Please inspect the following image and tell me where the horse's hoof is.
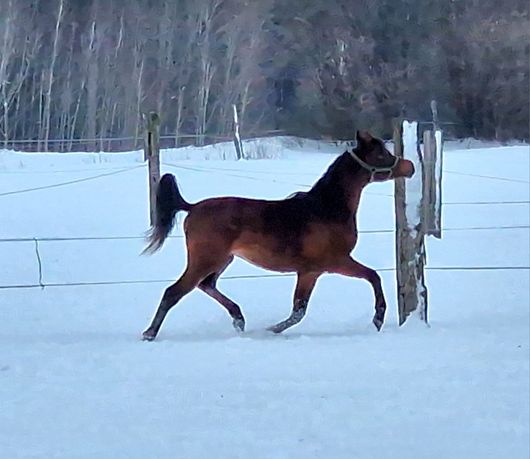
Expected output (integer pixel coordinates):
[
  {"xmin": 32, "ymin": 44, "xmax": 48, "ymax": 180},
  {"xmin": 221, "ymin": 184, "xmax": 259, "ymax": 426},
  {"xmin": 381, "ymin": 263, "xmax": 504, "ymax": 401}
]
[
  {"xmin": 142, "ymin": 329, "xmax": 157, "ymax": 341},
  {"xmin": 233, "ymin": 318, "xmax": 245, "ymax": 333},
  {"xmin": 266, "ymin": 324, "xmax": 283, "ymax": 334},
  {"xmin": 372, "ymin": 317, "xmax": 384, "ymax": 331}
]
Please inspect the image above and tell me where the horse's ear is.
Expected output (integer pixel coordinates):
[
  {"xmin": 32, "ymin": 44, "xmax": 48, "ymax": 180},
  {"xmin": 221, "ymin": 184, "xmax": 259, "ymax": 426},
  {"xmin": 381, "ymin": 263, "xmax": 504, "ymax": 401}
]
[{"xmin": 356, "ymin": 130, "xmax": 373, "ymax": 145}]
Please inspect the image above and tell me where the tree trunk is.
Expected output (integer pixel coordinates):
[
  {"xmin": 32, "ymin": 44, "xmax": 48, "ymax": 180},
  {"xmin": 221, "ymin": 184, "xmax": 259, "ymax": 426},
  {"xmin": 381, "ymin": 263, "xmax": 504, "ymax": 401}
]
[
  {"xmin": 42, "ymin": 0, "xmax": 64, "ymax": 152},
  {"xmin": 85, "ymin": 18, "xmax": 100, "ymax": 151}
]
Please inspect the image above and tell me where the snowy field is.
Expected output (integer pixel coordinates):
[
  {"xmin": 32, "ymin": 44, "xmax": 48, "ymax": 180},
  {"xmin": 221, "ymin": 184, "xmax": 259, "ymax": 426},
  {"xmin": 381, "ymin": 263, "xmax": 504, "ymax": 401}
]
[{"xmin": 1, "ymin": 139, "xmax": 529, "ymax": 459}]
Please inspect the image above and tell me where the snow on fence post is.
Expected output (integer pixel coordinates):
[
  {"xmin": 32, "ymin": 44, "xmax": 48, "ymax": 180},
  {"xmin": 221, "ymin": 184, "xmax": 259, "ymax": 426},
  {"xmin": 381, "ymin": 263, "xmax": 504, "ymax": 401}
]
[
  {"xmin": 143, "ymin": 111, "xmax": 160, "ymax": 226},
  {"xmin": 232, "ymin": 104, "xmax": 245, "ymax": 160},
  {"xmin": 394, "ymin": 121, "xmax": 429, "ymax": 326}
]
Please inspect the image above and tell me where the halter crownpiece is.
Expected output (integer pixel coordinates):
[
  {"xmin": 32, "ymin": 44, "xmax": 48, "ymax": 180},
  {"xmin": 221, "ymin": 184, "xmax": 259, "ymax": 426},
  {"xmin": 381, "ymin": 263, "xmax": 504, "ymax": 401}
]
[{"xmin": 349, "ymin": 150, "xmax": 399, "ymax": 182}]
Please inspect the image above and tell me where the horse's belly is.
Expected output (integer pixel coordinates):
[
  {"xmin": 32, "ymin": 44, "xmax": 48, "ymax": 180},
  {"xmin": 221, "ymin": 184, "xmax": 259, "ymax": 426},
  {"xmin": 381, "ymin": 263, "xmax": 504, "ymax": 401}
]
[{"xmin": 232, "ymin": 246, "xmax": 297, "ymax": 272}]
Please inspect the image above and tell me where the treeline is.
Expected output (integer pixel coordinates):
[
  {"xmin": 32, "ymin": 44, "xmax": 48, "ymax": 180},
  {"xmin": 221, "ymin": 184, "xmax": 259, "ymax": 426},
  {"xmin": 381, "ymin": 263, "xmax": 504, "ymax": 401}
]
[{"xmin": 0, "ymin": 0, "xmax": 528, "ymax": 151}]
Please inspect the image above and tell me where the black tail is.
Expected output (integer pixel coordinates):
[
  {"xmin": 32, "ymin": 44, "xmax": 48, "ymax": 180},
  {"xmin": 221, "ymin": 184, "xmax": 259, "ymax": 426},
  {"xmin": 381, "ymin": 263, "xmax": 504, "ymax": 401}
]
[{"xmin": 142, "ymin": 173, "xmax": 192, "ymax": 254}]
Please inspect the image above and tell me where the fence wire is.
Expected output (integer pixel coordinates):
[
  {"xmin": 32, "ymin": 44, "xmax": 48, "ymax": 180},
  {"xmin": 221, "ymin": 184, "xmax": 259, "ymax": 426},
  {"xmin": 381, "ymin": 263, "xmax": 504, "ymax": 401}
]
[
  {"xmin": 0, "ymin": 164, "xmax": 145, "ymax": 197},
  {"xmin": 0, "ymin": 223, "xmax": 528, "ymax": 291},
  {"xmin": 0, "ymin": 224, "xmax": 528, "ymax": 245},
  {"xmin": 1, "ymin": 266, "xmax": 529, "ymax": 291},
  {"xmin": 1, "ymin": 148, "xmax": 528, "ymax": 291}
]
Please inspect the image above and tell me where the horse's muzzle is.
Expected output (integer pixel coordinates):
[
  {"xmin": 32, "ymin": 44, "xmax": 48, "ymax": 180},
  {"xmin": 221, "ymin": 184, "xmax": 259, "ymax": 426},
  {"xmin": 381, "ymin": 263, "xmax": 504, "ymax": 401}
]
[{"xmin": 397, "ymin": 159, "xmax": 415, "ymax": 178}]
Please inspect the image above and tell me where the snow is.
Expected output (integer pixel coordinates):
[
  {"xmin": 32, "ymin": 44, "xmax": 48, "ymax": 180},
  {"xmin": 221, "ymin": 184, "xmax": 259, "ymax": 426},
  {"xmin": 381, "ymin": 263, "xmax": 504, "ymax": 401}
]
[
  {"xmin": 0, "ymin": 139, "xmax": 529, "ymax": 459},
  {"xmin": 402, "ymin": 121, "xmax": 423, "ymax": 232}
]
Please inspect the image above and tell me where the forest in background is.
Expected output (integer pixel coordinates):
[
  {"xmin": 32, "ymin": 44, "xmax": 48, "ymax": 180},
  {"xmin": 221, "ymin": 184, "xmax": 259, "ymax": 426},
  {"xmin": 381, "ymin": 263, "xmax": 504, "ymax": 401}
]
[{"xmin": 0, "ymin": 0, "xmax": 528, "ymax": 151}]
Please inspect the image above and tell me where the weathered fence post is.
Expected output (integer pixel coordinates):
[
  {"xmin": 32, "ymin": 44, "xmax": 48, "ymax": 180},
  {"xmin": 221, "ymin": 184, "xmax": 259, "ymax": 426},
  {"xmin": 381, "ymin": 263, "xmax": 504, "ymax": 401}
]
[
  {"xmin": 394, "ymin": 121, "xmax": 429, "ymax": 325},
  {"xmin": 394, "ymin": 111, "xmax": 444, "ymax": 326},
  {"xmin": 232, "ymin": 104, "xmax": 245, "ymax": 160},
  {"xmin": 422, "ymin": 129, "xmax": 437, "ymax": 235},
  {"xmin": 431, "ymin": 100, "xmax": 443, "ymax": 238},
  {"xmin": 144, "ymin": 111, "xmax": 160, "ymax": 226}
]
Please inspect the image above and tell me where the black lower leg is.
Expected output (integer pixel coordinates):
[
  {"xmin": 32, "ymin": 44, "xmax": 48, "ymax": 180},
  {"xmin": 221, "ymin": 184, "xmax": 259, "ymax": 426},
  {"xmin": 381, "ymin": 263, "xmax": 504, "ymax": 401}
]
[
  {"xmin": 268, "ymin": 272, "xmax": 318, "ymax": 334},
  {"xmin": 143, "ymin": 277, "xmax": 194, "ymax": 341},
  {"xmin": 142, "ymin": 298, "xmax": 173, "ymax": 341},
  {"xmin": 199, "ymin": 281, "xmax": 245, "ymax": 333},
  {"xmin": 268, "ymin": 299, "xmax": 308, "ymax": 334},
  {"xmin": 372, "ymin": 298, "xmax": 386, "ymax": 331},
  {"xmin": 369, "ymin": 274, "xmax": 386, "ymax": 331}
]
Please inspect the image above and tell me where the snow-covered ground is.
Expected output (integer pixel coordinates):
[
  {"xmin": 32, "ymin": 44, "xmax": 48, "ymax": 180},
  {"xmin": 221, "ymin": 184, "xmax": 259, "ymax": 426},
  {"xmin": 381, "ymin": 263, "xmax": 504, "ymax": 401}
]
[{"xmin": 1, "ymin": 139, "xmax": 529, "ymax": 459}]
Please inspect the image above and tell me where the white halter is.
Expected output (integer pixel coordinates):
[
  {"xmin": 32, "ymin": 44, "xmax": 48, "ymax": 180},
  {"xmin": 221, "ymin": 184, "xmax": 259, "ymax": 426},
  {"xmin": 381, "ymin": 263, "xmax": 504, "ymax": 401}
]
[{"xmin": 350, "ymin": 151, "xmax": 399, "ymax": 182}]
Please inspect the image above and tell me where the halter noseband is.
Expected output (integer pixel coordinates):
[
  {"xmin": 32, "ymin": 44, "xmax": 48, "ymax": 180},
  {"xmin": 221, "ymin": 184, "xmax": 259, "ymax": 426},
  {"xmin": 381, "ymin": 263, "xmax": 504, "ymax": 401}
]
[{"xmin": 350, "ymin": 150, "xmax": 399, "ymax": 182}]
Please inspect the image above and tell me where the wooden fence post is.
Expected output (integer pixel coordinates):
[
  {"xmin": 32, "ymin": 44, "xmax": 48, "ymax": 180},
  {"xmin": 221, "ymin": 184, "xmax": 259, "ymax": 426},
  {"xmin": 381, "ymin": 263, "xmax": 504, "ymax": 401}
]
[
  {"xmin": 431, "ymin": 100, "xmax": 443, "ymax": 239},
  {"xmin": 422, "ymin": 129, "xmax": 436, "ymax": 235},
  {"xmin": 144, "ymin": 111, "xmax": 160, "ymax": 226},
  {"xmin": 394, "ymin": 120, "xmax": 429, "ymax": 326}
]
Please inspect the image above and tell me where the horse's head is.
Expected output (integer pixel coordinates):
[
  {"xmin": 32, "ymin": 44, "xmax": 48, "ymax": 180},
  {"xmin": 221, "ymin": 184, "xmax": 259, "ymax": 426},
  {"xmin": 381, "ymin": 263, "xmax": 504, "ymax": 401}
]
[{"xmin": 351, "ymin": 131, "xmax": 414, "ymax": 182}]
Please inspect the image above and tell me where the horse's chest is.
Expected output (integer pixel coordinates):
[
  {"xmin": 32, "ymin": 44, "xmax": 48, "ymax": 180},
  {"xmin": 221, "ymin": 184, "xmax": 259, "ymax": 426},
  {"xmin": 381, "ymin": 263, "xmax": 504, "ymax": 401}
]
[{"xmin": 302, "ymin": 224, "xmax": 357, "ymax": 259}]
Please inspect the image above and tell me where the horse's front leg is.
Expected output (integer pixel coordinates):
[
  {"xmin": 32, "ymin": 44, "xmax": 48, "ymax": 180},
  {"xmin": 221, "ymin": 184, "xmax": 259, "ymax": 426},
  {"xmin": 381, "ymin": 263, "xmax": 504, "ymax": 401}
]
[
  {"xmin": 267, "ymin": 272, "xmax": 320, "ymax": 334},
  {"xmin": 331, "ymin": 257, "xmax": 386, "ymax": 331}
]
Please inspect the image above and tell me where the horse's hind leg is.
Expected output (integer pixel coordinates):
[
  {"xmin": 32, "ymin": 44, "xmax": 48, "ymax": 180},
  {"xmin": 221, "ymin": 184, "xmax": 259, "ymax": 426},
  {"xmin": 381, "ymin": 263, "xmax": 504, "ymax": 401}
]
[
  {"xmin": 198, "ymin": 256, "xmax": 246, "ymax": 332},
  {"xmin": 332, "ymin": 257, "xmax": 386, "ymax": 331},
  {"xmin": 268, "ymin": 272, "xmax": 320, "ymax": 334},
  {"xmin": 143, "ymin": 241, "xmax": 236, "ymax": 341},
  {"xmin": 142, "ymin": 266, "xmax": 205, "ymax": 341}
]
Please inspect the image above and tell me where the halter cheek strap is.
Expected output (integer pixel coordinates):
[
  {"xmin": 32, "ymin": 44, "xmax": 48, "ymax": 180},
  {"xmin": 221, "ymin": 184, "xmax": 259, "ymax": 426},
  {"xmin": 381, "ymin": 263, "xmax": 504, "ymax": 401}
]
[{"xmin": 350, "ymin": 151, "xmax": 399, "ymax": 182}]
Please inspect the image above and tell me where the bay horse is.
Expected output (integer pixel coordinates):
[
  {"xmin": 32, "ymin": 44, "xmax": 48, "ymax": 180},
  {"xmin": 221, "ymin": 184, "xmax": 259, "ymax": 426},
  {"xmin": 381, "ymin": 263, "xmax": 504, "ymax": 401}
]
[{"xmin": 142, "ymin": 131, "xmax": 414, "ymax": 341}]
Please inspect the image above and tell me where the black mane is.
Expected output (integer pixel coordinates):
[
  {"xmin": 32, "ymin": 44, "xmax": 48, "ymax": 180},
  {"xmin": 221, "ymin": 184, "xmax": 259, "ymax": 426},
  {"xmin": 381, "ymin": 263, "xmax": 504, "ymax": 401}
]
[{"xmin": 305, "ymin": 152, "xmax": 362, "ymax": 222}]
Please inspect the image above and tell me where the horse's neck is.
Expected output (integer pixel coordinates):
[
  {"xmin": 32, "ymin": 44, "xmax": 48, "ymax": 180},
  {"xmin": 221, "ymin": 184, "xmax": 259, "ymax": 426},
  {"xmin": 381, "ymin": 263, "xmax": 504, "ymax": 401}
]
[
  {"xmin": 343, "ymin": 177, "xmax": 366, "ymax": 220},
  {"xmin": 306, "ymin": 173, "xmax": 366, "ymax": 224}
]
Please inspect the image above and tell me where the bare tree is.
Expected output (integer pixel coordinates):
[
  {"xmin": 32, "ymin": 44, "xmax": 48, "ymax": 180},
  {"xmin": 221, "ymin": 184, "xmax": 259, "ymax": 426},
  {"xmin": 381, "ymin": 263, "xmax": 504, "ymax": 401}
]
[
  {"xmin": 41, "ymin": 0, "xmax": 64, "ymax": 151},
  {"xmin": 0, "ymin": 1, "xmax": 39, "ymax": 147},
  {"xmin": 0, "ymin": 0, "xmax": 527, "ymax": 151}
]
